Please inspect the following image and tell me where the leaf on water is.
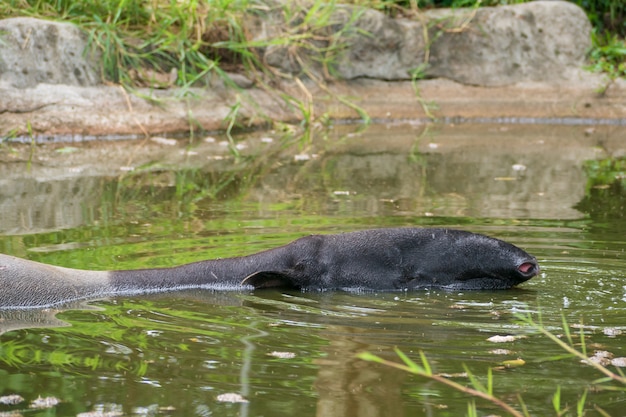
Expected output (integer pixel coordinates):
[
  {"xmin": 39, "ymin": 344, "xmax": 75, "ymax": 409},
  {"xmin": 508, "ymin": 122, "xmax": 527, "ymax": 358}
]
[{"xmin": 500, "ymin": 358, "xmax": 526, "ymax": 368}]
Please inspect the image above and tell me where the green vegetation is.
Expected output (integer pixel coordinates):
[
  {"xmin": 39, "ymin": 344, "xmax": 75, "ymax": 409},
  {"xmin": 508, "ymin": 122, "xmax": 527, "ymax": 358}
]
[
  {"xmin": 582, "ymin": 157, "xmax": 626, "ymax": 191},
  {"xmin": 576, "ymin": 156, "xmax": 626, "ymax": 223},
  {"xmin": 0, "ymin": 0, "xmax": 624, "ymax": 128},
  {"xmin": 360, "ymin": 313, "xmax": 626, "ymax": 416}
]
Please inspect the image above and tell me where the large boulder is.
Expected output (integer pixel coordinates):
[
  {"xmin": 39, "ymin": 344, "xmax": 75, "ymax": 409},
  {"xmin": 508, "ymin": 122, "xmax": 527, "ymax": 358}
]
[
  {"xmin": 0, "ymin": 17, "xmax": 101, "ymax": 88},
  {"xmin": 251, "ymin": 0, "xmax": 592, "ymax": 86},
  {"xmin": 258, "ymin": 5, "xmax": 428, "ymax": 80},
  {"xmin": 426, "ymin": 1, "xmax": 592, "ymax": 86}
]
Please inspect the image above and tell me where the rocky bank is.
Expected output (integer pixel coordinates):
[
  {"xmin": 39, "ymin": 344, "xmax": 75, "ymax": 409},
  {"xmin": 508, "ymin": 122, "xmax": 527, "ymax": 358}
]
[{"xmin": 0, "ymin": 0, "xmax": 625, "ymax": 141}]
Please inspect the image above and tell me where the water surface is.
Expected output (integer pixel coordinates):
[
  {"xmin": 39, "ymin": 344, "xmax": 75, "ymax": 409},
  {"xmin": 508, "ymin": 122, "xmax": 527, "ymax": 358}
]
[{"xmin": 0, "ymin": 123, "xmax": 625, "ymax": 416}]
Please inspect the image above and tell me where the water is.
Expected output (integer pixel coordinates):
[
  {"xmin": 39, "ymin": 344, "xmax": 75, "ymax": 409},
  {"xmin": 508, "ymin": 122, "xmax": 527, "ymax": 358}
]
[{"xmin": 0, "ymin": 123, "xmax": 625, "ymax": 416}]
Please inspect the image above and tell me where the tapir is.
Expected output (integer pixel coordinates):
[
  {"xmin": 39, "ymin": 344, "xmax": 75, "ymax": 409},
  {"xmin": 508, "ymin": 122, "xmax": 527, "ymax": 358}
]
[{"xmin": 0, "ymin": 228, "xmax": 540, "ymax": 309}]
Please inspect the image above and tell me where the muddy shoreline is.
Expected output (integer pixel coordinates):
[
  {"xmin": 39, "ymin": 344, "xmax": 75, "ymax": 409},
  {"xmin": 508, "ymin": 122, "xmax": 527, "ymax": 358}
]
[{"xmin": 2, "ymin": 74, "xmax": 626, "ymax": 142}]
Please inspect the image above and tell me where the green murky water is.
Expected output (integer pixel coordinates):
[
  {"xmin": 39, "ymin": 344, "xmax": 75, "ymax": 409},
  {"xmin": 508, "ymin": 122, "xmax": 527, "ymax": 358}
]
[{"xmin": 0, "ymin": 123, "xmax": 625, "ymax": 416}]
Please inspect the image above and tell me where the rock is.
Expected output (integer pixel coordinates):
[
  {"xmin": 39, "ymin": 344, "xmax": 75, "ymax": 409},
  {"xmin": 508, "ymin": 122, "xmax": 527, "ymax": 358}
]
[
  {"xmin": 258, "ymin": 4, "xmax": 426, "ymax": 80},
  {"xmin": 252, "ymin": 1, "xmax": 591, "ymax": 86},
  {"xmin": 0, "ymin": 17, "xmax": 101, "ymax": 88},
  {"xmin": 251, "ymin": 3, "xmax": 427, "ymax": 80},
  {"xmin": 426, "ymin": 1, "xmax": 592, "ymax": 86},
  {"xmin": 333, "ymin": 7, "xmax": 427, "ymax": 80}
]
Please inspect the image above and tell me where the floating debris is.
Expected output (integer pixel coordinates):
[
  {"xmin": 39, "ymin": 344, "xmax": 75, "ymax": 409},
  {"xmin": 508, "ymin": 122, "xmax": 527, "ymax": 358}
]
[
  {"xmin": 0, "ymin": 395, "xmax": 24, "ymax": 405},
  {"xmin": 268, "ymin": 351, "xmax": 296, "ymax": 359},
  {"xmin": 570, "ymin": 323, "xmax": 600, "ymax": 330},
  {"xmin": 437, "ymin": 372, "xmax": 468, "ymax": 378},
  {"xmin": 29, "ymin": 396, "xmax": 60, "ymax": 409},
  {"xmin": 55, "ymin": 146, "xmax": 79, "ymax": 154},
  {"xmin": 583, "ymin": 350, "xmax": 614, "ymax": 366},
  {"xmin": 150, "ymin": 137, "xmax": 177, "ymax": 146},
  {"xmin": 602, "ymin": 328, "xmax": 622, "ymax": 337},
  {"xmin": 216, "ymin": 393, "xmax": 248, "ymax": 403},
  {"xmin": 489, "ymin": 349, "xmax": 513, "ymax": 355},
  {"xmin": 77, "ymin": 405, "xmax": 124, "ymax": 417},
  {"xmin": 486, "ymin": 335, "xmax": 525, "ymax": 343},
  {"xmin": 610, "ymin": 357, "xmax": 626, "ymax": 367}
]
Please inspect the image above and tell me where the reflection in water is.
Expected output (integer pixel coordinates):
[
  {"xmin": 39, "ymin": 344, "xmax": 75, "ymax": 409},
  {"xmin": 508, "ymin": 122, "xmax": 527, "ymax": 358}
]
[
  {"xmin": 0, "ymin": 308, "xmax": 72, "ymax": 334},
  {"xmin": 0, "ymin": 124, "xmax": 618, "ymax": 240},
  {"xmin": 314, "ymin": 327, "xmax": 406, "ymax": 417}
]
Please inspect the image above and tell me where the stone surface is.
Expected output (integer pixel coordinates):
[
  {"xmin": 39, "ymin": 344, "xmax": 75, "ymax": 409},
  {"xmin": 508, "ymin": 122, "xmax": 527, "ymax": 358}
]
[
  {"xmin": 252, "ymin": 1, "xmax": 591, "ymax": 86},
  {"xmin": 0, "ymin": 81, "xmax": 293, "ymax": 138},
  {"xmin": 426, "ymin": 1, "xmax": 592, "ymax": 86},
  {"xmin": 257, "ymin": 4, "xmax": 427, "ymax": 80},
  {"xmin": 0, "ymin": 17, "xmax": 101, "ymax": 88}
]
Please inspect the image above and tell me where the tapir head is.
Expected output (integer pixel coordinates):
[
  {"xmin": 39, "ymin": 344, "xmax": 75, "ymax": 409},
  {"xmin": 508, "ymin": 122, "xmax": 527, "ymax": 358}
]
[
  {"xmin": 402, "ymin": 229, "xmax": 540, "ymax": 290},
  {"xmin": 243, "ymin": 228, "xmax": 540, "ymax": 291}
]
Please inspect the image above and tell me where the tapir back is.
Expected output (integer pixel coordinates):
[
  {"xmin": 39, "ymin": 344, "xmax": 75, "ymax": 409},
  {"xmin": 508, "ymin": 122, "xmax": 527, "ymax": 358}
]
[{"xmin": 0, "ymin": 254, "xmax": 110, "ymax": 309}]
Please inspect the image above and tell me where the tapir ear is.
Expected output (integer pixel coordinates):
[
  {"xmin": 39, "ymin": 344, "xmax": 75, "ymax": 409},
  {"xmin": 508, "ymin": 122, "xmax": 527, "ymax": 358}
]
[{"xmin": 241, "ymin": 271, "xmax": 299, "ymax": 289}]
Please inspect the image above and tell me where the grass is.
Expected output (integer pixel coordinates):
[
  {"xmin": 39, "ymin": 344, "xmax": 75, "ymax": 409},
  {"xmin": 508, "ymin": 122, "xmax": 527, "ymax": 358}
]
[
  {"xmin": 587, "ymin": 30, "xmax": 626, "ymax": 94},
  {"xmin": 359, "ymin": 312, "xmax": 626, "ymax": 416},
  {"xmin": 0, "ymin": 0, "xmax": 624, "ymax": 134}
]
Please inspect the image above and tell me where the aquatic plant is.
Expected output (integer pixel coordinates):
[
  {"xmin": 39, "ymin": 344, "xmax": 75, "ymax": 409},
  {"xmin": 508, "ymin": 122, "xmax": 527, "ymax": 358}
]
[{"xmin": 359, "ymin": 312, "xmax": 626, "ymax": 416}]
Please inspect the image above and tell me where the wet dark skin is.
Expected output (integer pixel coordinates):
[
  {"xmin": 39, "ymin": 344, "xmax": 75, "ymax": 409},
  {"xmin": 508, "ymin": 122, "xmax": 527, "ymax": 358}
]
[{"xmin": 0, "ymin": 228, "xmax": 540, "ymax": 309}]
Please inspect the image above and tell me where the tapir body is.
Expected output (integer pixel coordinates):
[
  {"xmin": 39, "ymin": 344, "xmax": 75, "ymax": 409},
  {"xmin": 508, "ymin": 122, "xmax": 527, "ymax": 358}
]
[{"xmin": 0, "ymin": 228, "xmax": 540, "ymax": 309}]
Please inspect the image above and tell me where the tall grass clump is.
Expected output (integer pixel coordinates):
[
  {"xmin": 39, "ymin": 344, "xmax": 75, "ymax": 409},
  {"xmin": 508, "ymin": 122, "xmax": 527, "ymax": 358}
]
[{"xmin": 0, "ymin": 0, "xmax": 256, "ymax": 88}]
